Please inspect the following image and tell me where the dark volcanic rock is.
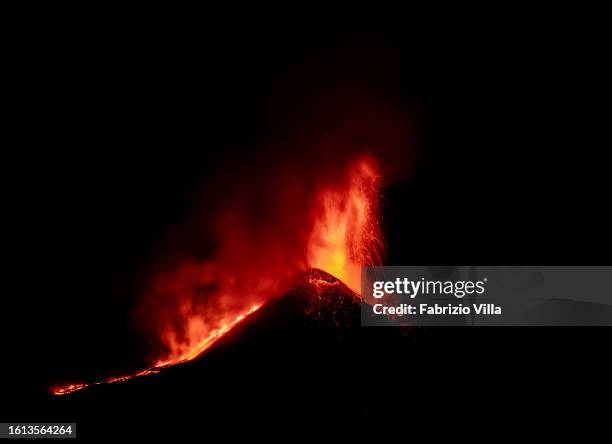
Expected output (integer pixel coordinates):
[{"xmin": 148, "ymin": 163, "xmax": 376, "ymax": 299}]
[
  {"xmin": 47, "ymin": 269, "xmax": 373, "ymax": 433},
  {"xmin": 46, "ymin": 269, "xmax": 427, "ymax": 437},
  {"xmin": 259, "ymin": 268, "xmax": 361, "ymax": 329},
  {"xmin": 33, "ymin": 268, "xmax": 601, "ymax": 438}
]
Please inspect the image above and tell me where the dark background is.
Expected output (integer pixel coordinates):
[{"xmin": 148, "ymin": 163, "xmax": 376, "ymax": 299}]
[{"xmin": 3, "ymin": 4, "xmax": 610, "ymax": 437}]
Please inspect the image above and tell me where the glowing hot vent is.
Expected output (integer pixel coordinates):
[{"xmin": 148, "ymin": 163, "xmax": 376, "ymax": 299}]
[{"xmin": 307, "ymin": 155, "xmax": 383, "ymax": 293}]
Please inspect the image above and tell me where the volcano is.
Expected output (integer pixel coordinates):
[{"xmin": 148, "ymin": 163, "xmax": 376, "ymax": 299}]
[
  {"xmin": 53, "ymin": 269, "xmax": 360, "ymax": 392},
  {"xmin": 46, "ymin": 270, "xmax": 428, "ymax": 434},
  {"xmin": 40, "ymin": 269, "xmax": 588, "ymax": 439}
]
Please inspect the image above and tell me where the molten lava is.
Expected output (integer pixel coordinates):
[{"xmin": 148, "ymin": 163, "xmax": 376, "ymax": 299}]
[
  {"xmin": 307, "ymin": 155, "xmax": 383, "ymax": 293},
  {"xmin": 51, "ymin": 154, "xmax": 384, "ymax": 396}
]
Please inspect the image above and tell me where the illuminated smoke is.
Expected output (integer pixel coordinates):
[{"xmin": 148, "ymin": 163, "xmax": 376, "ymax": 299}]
[{"xmin": 148, "ymin": 154, "xmax": 383, "ymax": 365}]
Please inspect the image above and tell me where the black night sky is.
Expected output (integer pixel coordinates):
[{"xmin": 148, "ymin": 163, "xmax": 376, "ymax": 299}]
[{"xmin": 3, "ymin": 4, "xmax": 610, "ymax": 439}]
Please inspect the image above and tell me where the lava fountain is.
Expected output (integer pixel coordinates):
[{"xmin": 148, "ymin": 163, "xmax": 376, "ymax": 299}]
[{"xmin": 307, "ymin": 155, "xmax": 383, "ymax": 293}]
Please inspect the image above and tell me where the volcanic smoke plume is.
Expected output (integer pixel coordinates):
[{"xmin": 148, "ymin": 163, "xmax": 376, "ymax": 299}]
[{"xmin": 52, "ymin": 98, "xmax": 414, "ymax": 395}]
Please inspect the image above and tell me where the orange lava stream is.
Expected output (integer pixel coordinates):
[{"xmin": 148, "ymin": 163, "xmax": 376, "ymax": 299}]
[{"xmin": 51, "ymin": 304, "xmax": 262, "ymax": 396}]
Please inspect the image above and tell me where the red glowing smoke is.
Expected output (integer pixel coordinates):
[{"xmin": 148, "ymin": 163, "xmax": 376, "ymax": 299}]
[{"xmin": 147, "ymin": 154, "xmax": 383, "ymax": 366}]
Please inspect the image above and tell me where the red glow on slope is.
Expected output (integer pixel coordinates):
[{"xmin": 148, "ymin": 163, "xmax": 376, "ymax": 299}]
[
  {"xmin": 52, "ymin": 304, "xmax": 262, "ymax": 396},
  {"xmin": 153, "ymin": 303, "xmax": 262, "ymax": 367}
]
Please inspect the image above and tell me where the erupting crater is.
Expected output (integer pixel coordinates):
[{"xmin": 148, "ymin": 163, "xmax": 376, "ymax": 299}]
[{"xmin": 51, "ymin": 154, "xmax": 384, "ymax": 396}]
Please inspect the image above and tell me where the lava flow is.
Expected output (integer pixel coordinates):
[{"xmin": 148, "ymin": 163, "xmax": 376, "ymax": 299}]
[
  {"xmin": 51, "ymin": 154, "xmax": 383, "ymax": 396},
  {"xmin": 52, "ymin": 304, "xmax": 262, "ymax": 396}
]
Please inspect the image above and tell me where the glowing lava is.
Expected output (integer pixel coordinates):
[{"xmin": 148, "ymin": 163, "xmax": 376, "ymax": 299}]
[
  {"xmin": 52, "ymin": 304, "xmax": 262, "ymax": 395},
  {"xmin": 51, "ymin": 154, "xmax": 383, "ymax": 396},
  {"xmin": 307, "ymin": 155, "xmax": 383, "ymax": 293}
]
